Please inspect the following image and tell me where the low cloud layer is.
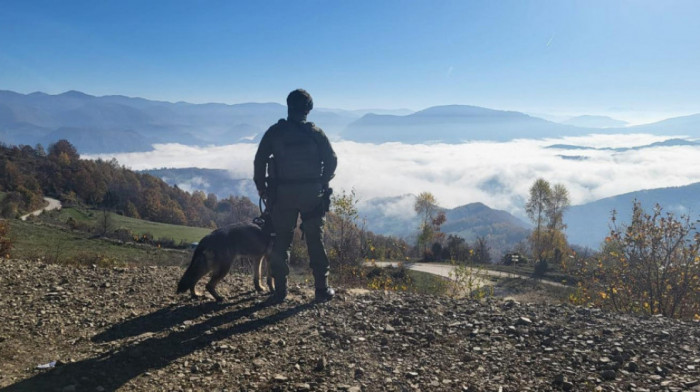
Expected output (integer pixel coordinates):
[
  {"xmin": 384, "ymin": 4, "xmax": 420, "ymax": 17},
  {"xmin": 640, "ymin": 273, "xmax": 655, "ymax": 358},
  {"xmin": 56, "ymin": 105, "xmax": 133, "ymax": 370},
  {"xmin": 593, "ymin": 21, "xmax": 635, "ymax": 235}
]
[{"xmin": 88, "ymin": 134, "xmax": 700, "ymax": 218}]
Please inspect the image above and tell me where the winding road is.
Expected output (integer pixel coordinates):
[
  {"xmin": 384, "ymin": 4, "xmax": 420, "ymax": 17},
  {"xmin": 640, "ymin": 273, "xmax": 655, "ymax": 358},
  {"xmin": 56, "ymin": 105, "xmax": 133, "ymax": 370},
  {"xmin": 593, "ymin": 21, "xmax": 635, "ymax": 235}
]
[
  {"xmin": 372, "ymin": 261, "xmax": 568, "ymax": 289},
  {"xmin": 20, "ymin": 197, "xmax": 62, "ymax": 221}
]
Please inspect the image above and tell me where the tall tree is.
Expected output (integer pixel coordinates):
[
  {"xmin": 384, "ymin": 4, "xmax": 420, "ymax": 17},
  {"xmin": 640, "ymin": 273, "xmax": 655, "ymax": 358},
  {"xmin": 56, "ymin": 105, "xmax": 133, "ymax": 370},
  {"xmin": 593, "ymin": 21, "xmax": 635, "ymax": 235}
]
[
  {"xmin": 526, "ymin": 178, "xmax": 552, "ymax": 263},
  {"xmin": 414, "ymin": 192, "xmax": 445, "ymax": 256},
  {"xmin": 525, "ymin": 178, "xmax": 570, "ymax": 274}
]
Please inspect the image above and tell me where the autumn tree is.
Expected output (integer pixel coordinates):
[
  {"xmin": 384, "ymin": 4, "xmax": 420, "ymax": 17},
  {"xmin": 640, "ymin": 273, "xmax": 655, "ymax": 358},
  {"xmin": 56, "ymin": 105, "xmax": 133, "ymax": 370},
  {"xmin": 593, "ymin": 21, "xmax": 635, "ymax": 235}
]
[
  {"xmin": 326, "ymin": 189, "xmax": 363, "ymax": 266},
  {"xmin": 97, "ymin": 209, "xmax": 115, "ymax": 237},
  {"xmin": 473, "ymin": 236, "xmax": 492, "ymax": 264},
  {"xmin": 525, "ymin": 178, "xmax": 570, "ymax": 275},
  {"xmin": 363, "ymin": 231, "xmax": 409, "ymax": 260},
  {"xmin": 443, "ymin": 234, "xmax": 471, "ymax": 262},
  {"xmin": 414, "ymin": 192, "xmax": 446, "ymax": 258},
  {"xmin": 568, "ymin": 201, "xmax": 700, "ymax": 319}
]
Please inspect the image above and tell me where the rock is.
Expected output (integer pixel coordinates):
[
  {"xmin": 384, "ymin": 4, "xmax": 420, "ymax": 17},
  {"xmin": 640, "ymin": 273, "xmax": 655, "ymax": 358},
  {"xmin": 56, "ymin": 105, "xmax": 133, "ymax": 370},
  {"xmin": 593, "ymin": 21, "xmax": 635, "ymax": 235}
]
[
  {"xmin": 515, "ymin": 317, "xmax": 532, "ymax": 326},
  {"xmin": 600, "ymin": 370, "xmax": 616, "ymax": 381},
  {"xmin": 553, "ymin": 373, "xmax": 566, "ymax": 385},
  {"xmin": 314, "ymin": 357, "xmax": 327, "ymax": 372},
  {"xmin": 1, "ymin": 259, "xmax": 699, "ymax": 392}
]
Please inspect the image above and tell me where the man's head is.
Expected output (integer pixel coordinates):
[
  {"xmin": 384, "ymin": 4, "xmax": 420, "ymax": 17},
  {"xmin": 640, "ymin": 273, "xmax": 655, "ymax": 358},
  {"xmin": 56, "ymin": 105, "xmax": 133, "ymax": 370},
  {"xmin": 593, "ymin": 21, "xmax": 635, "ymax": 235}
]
[{"xmin": 287, "ymin": 89, "xmax": 313, "ymax": 116}]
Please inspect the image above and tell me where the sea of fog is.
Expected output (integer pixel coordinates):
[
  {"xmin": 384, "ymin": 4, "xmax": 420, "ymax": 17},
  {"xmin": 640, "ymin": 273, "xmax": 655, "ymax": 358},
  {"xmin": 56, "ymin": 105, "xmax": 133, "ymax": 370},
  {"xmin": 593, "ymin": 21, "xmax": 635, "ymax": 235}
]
[{"xmin": 87, "ymin": 133, "xmax": 700, "ymax": 218}]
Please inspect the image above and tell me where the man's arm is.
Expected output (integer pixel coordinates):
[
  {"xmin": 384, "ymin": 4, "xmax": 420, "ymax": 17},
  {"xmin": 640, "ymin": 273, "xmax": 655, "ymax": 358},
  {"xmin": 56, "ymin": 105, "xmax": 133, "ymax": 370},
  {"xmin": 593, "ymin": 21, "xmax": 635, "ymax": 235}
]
[
  {"xmin": 318, "ymin": 132, "xmax": 337, "ymax": 187},
  {"xmin": 253, "ymin": 130, "xmax": 273, "ymax": 195}
]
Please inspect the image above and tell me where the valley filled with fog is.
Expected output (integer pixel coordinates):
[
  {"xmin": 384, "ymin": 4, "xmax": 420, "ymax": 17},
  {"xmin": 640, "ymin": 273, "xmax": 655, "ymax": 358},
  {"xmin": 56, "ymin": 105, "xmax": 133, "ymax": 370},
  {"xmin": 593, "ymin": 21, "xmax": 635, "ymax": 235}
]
[{"xmin": 90, "ymin": 133, "xmax": 700, "ymax": 217}]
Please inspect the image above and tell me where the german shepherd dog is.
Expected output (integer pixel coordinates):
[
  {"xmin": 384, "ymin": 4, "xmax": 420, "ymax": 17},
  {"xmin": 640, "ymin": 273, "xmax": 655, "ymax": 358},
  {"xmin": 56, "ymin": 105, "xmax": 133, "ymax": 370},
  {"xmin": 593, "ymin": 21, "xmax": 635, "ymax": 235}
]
[{"xmin": 177, "ymin": 222, "xmax": 274, "ymax": 302}]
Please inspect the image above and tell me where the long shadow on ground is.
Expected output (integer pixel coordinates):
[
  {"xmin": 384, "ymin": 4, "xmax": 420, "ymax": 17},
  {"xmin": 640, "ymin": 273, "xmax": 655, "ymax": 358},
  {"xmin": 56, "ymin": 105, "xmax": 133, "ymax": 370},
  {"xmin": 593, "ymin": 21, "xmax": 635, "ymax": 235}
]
[
  {"xmin": 2, "ymin": 295, "xmax": 315, "ymax": 392},
  {"xmin": 92, "ymin": 292, "xmax": 259, "ymax": 343}
]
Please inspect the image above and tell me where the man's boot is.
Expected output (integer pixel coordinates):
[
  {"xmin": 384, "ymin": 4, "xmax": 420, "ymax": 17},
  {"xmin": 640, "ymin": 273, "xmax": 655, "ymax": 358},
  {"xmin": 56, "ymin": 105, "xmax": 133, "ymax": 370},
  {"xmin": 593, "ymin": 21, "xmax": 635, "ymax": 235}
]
[
  {"xmin": 314, "ymin": 274, "xmax": 335, "ymax": 303},
  {"xmin": 266, "ymin": 276, "xmax": 287, "ymax": 305}
]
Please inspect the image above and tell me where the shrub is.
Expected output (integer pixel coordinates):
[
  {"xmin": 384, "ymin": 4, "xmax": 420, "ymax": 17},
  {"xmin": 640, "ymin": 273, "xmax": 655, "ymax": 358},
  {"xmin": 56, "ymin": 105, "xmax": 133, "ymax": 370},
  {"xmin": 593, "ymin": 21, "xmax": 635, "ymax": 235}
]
[
  {"xmin": 448, "ymin": 260, "xmax": 493, "ymax": 299},
  {"xmin": 533, "ymin": 259, "xmax": 548, "ymax": 278},
  {"xmin": 567, "ymin": 201, "xmax": 700, "ymax": 319}
]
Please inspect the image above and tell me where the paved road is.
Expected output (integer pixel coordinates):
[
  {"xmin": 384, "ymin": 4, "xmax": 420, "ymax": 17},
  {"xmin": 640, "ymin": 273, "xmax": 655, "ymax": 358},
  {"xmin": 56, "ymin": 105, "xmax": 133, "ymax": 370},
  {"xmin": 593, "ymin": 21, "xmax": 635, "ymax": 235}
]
[
  {"xmin": 20, "ymin": 197, "xmax": 62, "ymax": 221},
  {"xmin": 372, "ymin": 261, "xmax": 568, "ymax": 289}
]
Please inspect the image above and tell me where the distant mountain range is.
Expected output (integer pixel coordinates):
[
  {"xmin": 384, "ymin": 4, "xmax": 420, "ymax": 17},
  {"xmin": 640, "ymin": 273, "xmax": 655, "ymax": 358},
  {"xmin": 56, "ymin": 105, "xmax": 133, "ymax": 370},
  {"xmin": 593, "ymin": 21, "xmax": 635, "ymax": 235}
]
[
  {"xmin": 0, "ymin": 90, "xmax": 360, "ymax": 153},
  {"xmin": 565, "ymin": 182, "xmax": 700, "ymax": 249},
  {"xmin": 561, "ymin": 115, "xmax": 628, "ymax": 128},
  {"xmin": 342, "ymin": 106, "xmax": 700, "ymax": 143},
  {"xmin": 2, "ymin": 90, "xmax": 699, "ymax": 153},
  {"xmin": 341, "ymin": 105, "xmax": 592, "ymax": 143},
  {"xmin": 546, "ymin": 138, "xmax": 700, "ymax": 152}
]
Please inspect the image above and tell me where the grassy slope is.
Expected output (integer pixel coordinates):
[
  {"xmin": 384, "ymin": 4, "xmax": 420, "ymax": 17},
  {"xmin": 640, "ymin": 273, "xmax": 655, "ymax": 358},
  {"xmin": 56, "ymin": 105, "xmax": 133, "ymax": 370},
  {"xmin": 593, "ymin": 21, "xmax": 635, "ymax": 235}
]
[
  {"xmin": 48, "ymin": 207, "xmax": 212, "ymax": 243},
  {"xmin": 7, "ymin": 219, "xmax": 192, "ymax": 266},
  {"xmin": 5, "ymin": 205, "xmax": 215, "ymax": 266}
]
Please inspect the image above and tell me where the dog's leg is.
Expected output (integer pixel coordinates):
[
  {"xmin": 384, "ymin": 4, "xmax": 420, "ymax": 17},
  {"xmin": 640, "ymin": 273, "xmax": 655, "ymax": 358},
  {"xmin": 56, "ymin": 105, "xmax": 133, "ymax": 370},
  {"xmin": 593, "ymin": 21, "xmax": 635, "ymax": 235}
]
[
  {"xmin": 263, "ymin": 255, "xmax": 275, "ymax": 293},
  {"xmin": 254, "ymin": 256, "xmax": 265, "ymax": 292},
  {"xmin": 206, "ymin": 261, "xmax": 231, "ymax": 302}
]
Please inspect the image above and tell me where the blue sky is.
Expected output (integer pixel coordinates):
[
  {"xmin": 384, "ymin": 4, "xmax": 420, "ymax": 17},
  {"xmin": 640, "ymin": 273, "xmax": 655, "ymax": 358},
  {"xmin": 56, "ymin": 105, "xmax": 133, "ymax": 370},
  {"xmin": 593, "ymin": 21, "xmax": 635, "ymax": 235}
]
[{"xmin": 2, "ymin": 0, "xmax": 699, "ymax": 122}]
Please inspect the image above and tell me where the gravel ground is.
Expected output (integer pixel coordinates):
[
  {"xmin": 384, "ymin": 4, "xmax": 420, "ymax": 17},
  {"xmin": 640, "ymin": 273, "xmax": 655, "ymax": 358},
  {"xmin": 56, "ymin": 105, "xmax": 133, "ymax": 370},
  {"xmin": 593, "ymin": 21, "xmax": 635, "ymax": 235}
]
[{"xmin": 0, "ymin": 258, "xmax": 699, "ymax": 392}]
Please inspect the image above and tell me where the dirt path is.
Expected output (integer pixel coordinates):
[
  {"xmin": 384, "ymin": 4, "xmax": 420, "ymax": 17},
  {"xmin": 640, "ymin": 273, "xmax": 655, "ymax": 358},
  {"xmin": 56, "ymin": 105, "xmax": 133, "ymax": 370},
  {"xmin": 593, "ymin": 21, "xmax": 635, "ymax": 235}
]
[
  {"xmin": 373, "ymin": 261, "xmax": 568, "ymax": 289},
  {"xmin": 19, "ymin": 197, "xmax": 62, "ymax": 221}
]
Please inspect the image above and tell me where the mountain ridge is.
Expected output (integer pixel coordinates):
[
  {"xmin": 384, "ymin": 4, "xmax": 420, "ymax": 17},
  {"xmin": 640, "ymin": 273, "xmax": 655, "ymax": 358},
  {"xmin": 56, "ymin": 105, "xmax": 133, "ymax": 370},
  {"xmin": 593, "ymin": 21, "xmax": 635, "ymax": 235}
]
[
  {"xmin": 565, "ymin": 181, "xmax": 700, "ymax": 249},
  {"xmin": 3, "ymin": 89, "xmax": 700, "ymax": 151},
  {"xmin": 562, "ymin": 115, "xmax": 629, "ymax": 128}
]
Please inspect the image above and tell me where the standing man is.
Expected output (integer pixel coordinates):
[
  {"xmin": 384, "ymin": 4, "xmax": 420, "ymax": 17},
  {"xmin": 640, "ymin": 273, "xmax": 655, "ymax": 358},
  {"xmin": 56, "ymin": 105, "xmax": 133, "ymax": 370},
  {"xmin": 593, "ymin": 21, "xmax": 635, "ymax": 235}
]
[{"xmin": 254, "ymin": 89, "xmax": 337, "ymax": 304}]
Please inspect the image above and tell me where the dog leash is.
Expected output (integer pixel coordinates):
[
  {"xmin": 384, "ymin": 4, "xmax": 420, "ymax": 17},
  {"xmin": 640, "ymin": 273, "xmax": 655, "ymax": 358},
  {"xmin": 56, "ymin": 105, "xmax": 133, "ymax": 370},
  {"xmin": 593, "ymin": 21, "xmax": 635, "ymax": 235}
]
[{"xmin": 253, "ymin": 196, "xmax": 271, "ymax": 230}]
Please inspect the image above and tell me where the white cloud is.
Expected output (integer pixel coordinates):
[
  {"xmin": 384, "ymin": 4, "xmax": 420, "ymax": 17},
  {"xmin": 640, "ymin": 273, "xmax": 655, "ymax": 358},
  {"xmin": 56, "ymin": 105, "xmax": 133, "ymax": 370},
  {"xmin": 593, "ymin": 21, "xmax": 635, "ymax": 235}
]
[
  {"xmin": 87, "ymin": 134, "xmax": 700, "ymax": 219},
  {"xmin": 175, "ymin": 176, "xmax": 210, "ymax": 194}
]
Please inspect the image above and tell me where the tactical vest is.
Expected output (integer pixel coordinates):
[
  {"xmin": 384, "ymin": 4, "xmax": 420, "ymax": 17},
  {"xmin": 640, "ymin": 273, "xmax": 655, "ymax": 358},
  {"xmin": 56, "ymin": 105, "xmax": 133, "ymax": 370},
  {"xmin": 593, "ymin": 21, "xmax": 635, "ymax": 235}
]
[{"xmin": 269, "ymin": 120, "xmax": 323, "ymax": 183}]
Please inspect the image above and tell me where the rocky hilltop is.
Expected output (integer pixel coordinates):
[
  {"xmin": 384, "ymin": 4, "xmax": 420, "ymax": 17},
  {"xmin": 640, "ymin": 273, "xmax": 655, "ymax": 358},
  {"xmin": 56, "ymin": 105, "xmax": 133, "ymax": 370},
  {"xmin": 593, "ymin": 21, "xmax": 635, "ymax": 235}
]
[{"xmin": 0, "ymin": 259, "xmax": 698, "ymax": 391}]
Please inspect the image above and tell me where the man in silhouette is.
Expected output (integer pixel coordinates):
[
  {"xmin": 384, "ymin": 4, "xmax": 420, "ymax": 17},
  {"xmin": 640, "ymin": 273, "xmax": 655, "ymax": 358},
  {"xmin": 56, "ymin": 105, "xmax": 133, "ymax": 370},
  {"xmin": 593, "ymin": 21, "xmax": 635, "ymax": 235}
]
[{"xmin": 254, "ymin": 89, "xmax": 337, "ymax": 304}]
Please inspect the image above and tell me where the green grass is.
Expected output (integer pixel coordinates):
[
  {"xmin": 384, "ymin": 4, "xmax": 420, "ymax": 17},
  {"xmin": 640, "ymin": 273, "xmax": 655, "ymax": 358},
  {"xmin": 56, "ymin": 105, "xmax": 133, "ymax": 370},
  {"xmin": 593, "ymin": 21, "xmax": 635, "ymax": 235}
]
[
  {"xmin": 41, "ymin": 207, "xmax": 212, "ymax": 244},
  {"xmin": 406, "ymin": 269, "xmax": 450, "ymax": 295},
  {"xmin": 7, "ymin": 219, "xmax": 191, "ymax": 267},
  {"xmin": 109, "ymin": 213, "xmax": 211, "ymax": 243}
]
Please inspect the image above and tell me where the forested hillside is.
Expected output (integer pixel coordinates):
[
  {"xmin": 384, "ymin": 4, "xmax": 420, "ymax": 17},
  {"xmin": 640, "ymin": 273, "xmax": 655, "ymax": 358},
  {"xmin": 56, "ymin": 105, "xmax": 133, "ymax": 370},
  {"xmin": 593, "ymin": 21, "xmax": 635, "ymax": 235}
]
[{"xmin": 0, "ymin": 140, "xmax": 257, "ymax": 228}]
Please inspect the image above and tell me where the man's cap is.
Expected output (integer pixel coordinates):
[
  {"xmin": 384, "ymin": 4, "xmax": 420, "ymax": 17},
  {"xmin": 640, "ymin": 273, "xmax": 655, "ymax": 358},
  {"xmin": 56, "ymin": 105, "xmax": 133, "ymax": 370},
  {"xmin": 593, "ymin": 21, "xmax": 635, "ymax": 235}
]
[{"xmin": 287, "ymin": 89, "xmax": 313, "ymax": 114}]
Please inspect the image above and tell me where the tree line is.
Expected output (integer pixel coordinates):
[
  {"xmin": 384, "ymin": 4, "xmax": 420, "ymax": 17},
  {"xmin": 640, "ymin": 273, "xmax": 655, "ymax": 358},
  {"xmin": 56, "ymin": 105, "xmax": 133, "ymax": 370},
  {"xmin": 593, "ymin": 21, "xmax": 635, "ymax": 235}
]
[{"xmin": 0, "ymin": 140, "xmax": 258, "ymax": 227}]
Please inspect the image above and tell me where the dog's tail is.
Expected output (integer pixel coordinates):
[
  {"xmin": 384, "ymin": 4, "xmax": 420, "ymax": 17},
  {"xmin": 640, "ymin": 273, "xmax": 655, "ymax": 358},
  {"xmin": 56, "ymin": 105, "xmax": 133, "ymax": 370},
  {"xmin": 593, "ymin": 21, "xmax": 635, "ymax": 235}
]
[{"xmin": 177, "ymin": 245, "xmax": 206, "ymax": 294}]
